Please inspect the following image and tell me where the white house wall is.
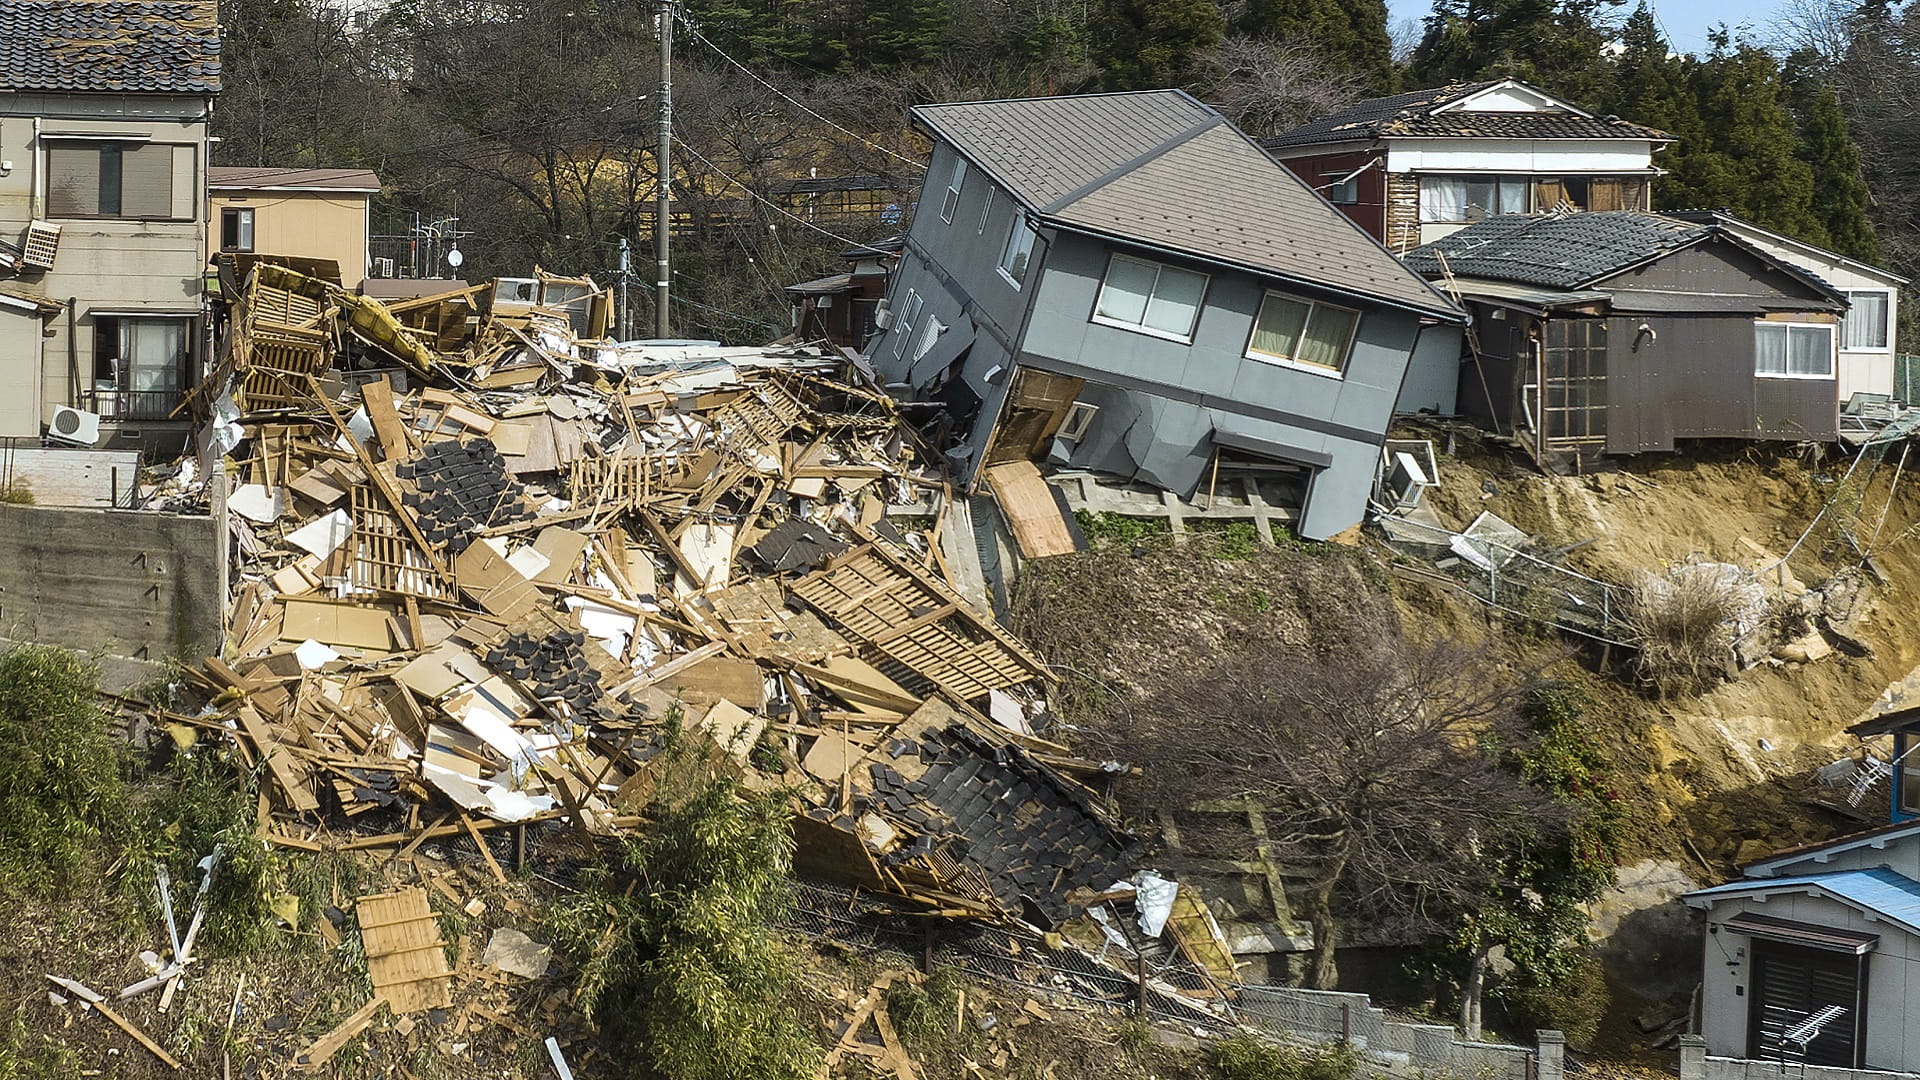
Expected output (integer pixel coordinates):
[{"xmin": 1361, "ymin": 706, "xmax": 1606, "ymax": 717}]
[
  {"xmin": 1719, "ymin": 229, "xmax": 1901, "ymax": 400},
  {"xmin": 1697, "ymin": 892, "xmax": 1920, "ymax": 1072},
  {"xmin": 1386, "ymin": 139, "xmax": 1656, "ymax": 175},
  {"xmin": 1752, "ymin": 843, "xmax": 1920, "ymax": 883}
]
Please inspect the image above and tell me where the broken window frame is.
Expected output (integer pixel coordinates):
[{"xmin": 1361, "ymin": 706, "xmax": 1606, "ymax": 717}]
[
  {"xmin": 1090, "ymin": 252, "xmax": 1208, "ymax": 343},
  {"xmin": 1245, "ymin": 289, "xmax": 1360, "ymax": 376},
  {"xmin": 44, "ymin": 139, "xmax": 183, "ymax": 221},
  {"xmin": 940, "ymin": 156, "xmax": 967, "ymax": 223},
  {"xmin": 221, "ymin": 206, "xmax": 255, "ymax": 253},
  {"xmin": 1755, "ymin": 320, "xmax": 1835, "ymax": 380},
  {"xmin": 1057, "ymin": 401, "xmax": 1098, "ymax": 442}
]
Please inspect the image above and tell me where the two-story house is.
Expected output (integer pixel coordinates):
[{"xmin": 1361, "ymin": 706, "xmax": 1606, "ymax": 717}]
[
  {"xmin": 0, "ymin": 0, "xmax": 219, "ymax": 452},
  {"xmin": 866, "ymin": 90, "xmax": 1465, "ymax": 542},
  {"xmin": 207, "ymin": 167, "xmax": 381, "ymax": 290},
  {"xmin": 1260, "ymin": 80, "xmax": 1672, "ymax": 254}
]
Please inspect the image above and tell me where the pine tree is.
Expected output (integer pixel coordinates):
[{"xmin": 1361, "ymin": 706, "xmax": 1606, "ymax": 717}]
[
  {"xmin": 1800, "ymin": 86, "xmax": 1881, "ymax": 261},
  {"xmin": 1089, "ymin": 0, "xmax": 1226, "ymax": 90},
  {"xmin": 1690, "ymin": 38, "xmax": 1826, "ymax": 242}
]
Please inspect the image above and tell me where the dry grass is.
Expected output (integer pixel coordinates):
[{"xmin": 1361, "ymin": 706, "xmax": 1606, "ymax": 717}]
[{"xmin": 1620, "ymin": 563, "xmax": 1751, "ymax": 697}]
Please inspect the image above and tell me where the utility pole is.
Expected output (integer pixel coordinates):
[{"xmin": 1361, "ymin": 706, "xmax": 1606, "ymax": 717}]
[
  {"xmin": 618, "ymin": 235, "xmax": 631, "ymax": 341},
  {"xmin": 654, "ymin": 0, "xmax": 674, "ymax": 339}
]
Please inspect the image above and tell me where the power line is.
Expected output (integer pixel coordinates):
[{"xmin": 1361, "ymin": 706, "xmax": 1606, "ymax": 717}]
[
  {"xmin": 678, "ymin": 20, "xmax": 927, "ymax": 172},
  {"xmin": 671, "ymin": 136, "xmax": 878, "ymax": 250}
]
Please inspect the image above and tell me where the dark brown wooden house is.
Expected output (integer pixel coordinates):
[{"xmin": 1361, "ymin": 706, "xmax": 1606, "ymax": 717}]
[
  {"xmin": 784, "ymin": 236, "xmax": 901, "ymax": 349},
  {"xmin": 1403, "ymin": 212, "xmax": 1848, "ymax": 469}
]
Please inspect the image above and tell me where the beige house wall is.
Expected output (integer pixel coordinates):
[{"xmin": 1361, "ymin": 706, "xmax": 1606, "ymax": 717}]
[
  {"xmin": 0, "ymin": 94, "xmax": 208, "ymax": 446},
  {"xmin": 208, "ymin": 189, "xmax": 371, "ymax": 289}
]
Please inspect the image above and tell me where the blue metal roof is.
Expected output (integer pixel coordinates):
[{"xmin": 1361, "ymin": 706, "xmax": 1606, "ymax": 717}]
[{"xmin": 1685, "ymin": 868, "xmax": 1920, "ymax": 936}]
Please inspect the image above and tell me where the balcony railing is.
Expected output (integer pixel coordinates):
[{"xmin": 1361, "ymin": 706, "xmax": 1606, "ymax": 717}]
[{"xmin": 80, "ymin": 388, "xmax": 186, "ymax": 421}]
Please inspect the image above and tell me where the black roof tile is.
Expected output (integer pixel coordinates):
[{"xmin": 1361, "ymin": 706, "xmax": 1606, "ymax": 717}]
[
  {"xmin": 1260, "ymin": 80, "xmax": 1669, "ymax": 150},
  {"xmin": 0, "ymin": 0, "xmax": 221, "ymax": 95},
  {"xmin": 1402, "ymin": 212, "xmax": 1710, "ymax": 289}
]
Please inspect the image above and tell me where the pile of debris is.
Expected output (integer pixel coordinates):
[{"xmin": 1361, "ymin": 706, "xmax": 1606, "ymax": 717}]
[{"xmin": 153, "ymin": 258, "xmax": 1173, "ymax": 936}]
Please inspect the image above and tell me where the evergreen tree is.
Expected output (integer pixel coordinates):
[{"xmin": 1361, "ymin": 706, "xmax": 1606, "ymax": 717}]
[
  {"xmin": 1689, "ymin": 36, "xmax": 1826, "ymax": 242},
  {"xmin": 1800, "ymin": 86, "xmax": 1882, "ymax": 261},
  {"xmin": 1089, "ymin": 0, "xmax": 1226, "ymax": 90},
  {"xmin": 1406, "ymin": 0, "xmax": 1616, "ymax": 100}
]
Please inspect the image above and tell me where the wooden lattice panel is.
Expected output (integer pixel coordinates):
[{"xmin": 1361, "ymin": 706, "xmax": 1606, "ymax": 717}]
[
  {"xmin": 569, "ymin": 455, "xmax": 685, "ymax": 506},
  {"xmin": 789, "ymin": 543, "xmax": 1050, "ymax": 700},
  {"xmin": 350, "ymin": 487, "xmax": 457, "ymax": 601},
  {"xmin": 708, "ymin": 380, "xmax": 807, "ymax": 452},
  {"xmin": 356, "ymin": 888, "xmax": 452, "ymax": 1014}
]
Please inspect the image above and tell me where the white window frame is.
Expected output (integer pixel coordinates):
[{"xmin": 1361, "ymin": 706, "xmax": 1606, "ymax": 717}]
[
  {"xmin": 1090, "ymin": 253, "xmax": 1209, "ymax": 343},
  {"xmin": 1244, "ymin": 289, "xmax": 1361, "ymax": 378},
  {"xmin": 998, "ymin": 219, "xmax": 1037, "ymax": 290},
  {"xmin": 1324, "ymin": 174, "xmax": 1359, "ymax": 205},
  {"xmin": 1754, "ymin": 320, "xmax": 1837, "ymax": 380},
  {"xmin": 1842, "ymin": 288, "xmax": 1893, "ymax": 353},
  {"xmin": 220, "ymin": 205, "xmax": 255, "ymax": 252},
  {"xmin": 1418, "ymin": 174, "xmax": 1531, "ymax": 224},
  {"xmin": 1058, "ymin": 401, "xmax": 1098, "ymax": 442},
  {"xmin": 977, "ymin": 187, "xmax": 995, "ymax": 234},
  {"xmin": 891, "ymin": 288, "xmax": 922, "ymax": 360},
  {"xmin": 940, "ymin": 157, "xmax": 966, "ymax": 224}
]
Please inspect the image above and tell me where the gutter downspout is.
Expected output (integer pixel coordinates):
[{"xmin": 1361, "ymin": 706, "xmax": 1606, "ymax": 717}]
[{"xmin": 29, "ymin": 116, "xmax": 40, "ymax": 220}]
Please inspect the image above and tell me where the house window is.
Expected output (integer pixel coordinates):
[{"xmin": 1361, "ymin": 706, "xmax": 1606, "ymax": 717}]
[
  {"xmin": 1325, "ymin": 175, "xmax": 1360, "ymax": 205},
  {"xmin": 1247, "ymin": 290, "xmax": 1360, "ymax": 375},
  {"xmin": 1900, "ymin": 757, "xmax": 1920, "ymax": 817},
  {"xmin": 45, "ymin": 142, "xmax": 178, "ymax": 220},
  {"xmin": 999, "ymin": 219, "xmax": 1037, "ymax": 289},
  {"xmin": 891, "ymin": 289, "xmax": 922, "ymax": 360},
  {"xmin": 221, "ymin": 207, "xmax": 255, "ymax": 252},
  {"xmin": 978, "ymin": 187, "xmax": 994, "ymax": 234},
  {"xmin": 90, "ymin": 315, "xmax": 191, "ymax": 419},
  {"xmin": 1092, "ymin": 253, "xmax": 1208, "ymax": 342},
  {"xmin": 1419, "ymin": 175, "xmax": 1529, "ymax": 223},
  {"xmin": 1755, "ymin": 321, "xmax": 1836, "ymax": 379},
  {"xmin": 1843, "ymin": 290, "xmax": 1892, "ymax": 351},
  {"xmin": 1058, "ymin": 401, "xmax": 1098, "ymax": 442},
  {"xmin": 940, "ymin": 157, "xmax": 966, "ymax": 223}
]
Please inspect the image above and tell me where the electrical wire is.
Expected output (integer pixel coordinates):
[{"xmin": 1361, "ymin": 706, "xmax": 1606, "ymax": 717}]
[
  {"xmin": 671, "ymin": 137, "xmax": 878, "ymax": 250},
  {"xmin": 677, "ymin": 19, "xmax": 927, "ymax": 172}
]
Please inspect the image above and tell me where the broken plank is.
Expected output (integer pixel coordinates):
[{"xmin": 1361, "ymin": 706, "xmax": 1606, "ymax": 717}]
[
  {"xmin": 360, "ymin": 377, "xmax": 412, "ymax": 459},
  {"xmin": 295, "ymin": 995, "xmax": 387, "ymax": 1071},
  {"xmin": 46, "ymin": 975, "xmax": 182, "ymax": 1071},
  {"xmin": 460, "ymin": 812, "xmax": 509, "ymax": 885}
]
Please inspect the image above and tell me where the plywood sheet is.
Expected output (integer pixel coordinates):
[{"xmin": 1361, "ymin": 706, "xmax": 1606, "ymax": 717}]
[
  {"xmin": 984, "ymin": 459, "xmax": 1078, "ymax": 558},
  {"xmin": 280, "ymin": 598, "xmax": 395, "ymax": 650}
]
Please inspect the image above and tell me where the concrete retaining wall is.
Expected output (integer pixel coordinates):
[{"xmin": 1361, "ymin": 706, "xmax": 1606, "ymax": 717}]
[{"xmin": 0, "ymin": 502, "xmax": 223, "ymax": 663}]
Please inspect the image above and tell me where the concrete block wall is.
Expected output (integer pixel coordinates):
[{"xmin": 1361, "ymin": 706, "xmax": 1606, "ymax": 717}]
[
  {"xmin": 0, "ymin": 503, "xmax": 222, "ymax": 663},
  {"xmin": 1683, "ymin": 1037, "xmax": 1920, "ymax": 1080},
  {"xmin": 1235, "ymin": 983, "xmax": 1555, "ymax": 1080}
]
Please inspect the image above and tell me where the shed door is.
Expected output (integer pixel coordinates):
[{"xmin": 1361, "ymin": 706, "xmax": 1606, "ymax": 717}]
[
  {"xmin": 1540, "ymin": 318, "xmax": 1607, "ymax": 448},
  {"xmin": 1747, "ymin": 939, "xmax": 1866, "ymax": 1068}
]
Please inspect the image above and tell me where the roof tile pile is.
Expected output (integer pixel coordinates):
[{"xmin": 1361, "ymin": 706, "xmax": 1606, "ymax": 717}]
[{"xmin": 0, "ymin": 0, "xmax": 220, "ymax": 94}]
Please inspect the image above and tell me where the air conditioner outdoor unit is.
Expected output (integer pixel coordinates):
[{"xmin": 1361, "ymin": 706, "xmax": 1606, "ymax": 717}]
[
  {"xmin": 374, "ymin": 257, "xmax": 395, "ymax": 278},
  {"xmin": 48, "ymin": 405, "xmax": 101, "ymax": 446}
]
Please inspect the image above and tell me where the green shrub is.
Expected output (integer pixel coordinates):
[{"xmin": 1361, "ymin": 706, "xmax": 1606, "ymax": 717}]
[
  {"xmin": 1497, "ymin": 948, "xmax": 1610, "ymax": 1049},
  {"xmin": 1075, "ymin": 510, "xmax": 1169, "ymax": 547},
  {"xmin": 146, "ymin": 750, "xmax": 280, "ymax": 954},
  {"xmin": 1207, "ymin": 1035, "xmax": 1357, "ymax": 1080},
  {"xmin": 568, "ymin": 720, "xmax": 819, "ymax": 1080},
  {"xmin": 0, "ymin": 644, "xmax": 130, "ymax": 888}
]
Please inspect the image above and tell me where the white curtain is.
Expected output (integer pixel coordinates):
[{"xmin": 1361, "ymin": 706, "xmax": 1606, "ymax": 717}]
[{"xmin": 122, "ymin": 319, "xmax": 187, "ymax": 392}]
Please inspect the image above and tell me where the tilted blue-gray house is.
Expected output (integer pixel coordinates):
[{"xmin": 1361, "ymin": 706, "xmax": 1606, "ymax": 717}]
[{"xmin": 864, "ymin": 90, "xmax": 1465, "ymax": 541}]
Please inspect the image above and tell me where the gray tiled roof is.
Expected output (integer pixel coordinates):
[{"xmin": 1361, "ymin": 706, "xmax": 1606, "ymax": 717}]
[
  {"xmin": 0, "ymin": 0, "xmax": 220, "ymax": 94},
  {"xmin": 913, "ymin": 91, "xmax": 1461, "ymax": 318},
  {"xmin": 1403, "ymin": 212, "xmax": 1710, "ymax": 289},
  {"xmin": 1259, "ymin": 80, "xmax": 1669, "ymax": 149}
]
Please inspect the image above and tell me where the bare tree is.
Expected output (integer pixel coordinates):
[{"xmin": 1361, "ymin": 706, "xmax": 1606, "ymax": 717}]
[
  {"xmin": 1124, "ymin": 638, "xmax": 1563, "ymax": 990},
  {"xmin": 1188, "ymin": 36, "xmax": 1365, "ymax": 139}
]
